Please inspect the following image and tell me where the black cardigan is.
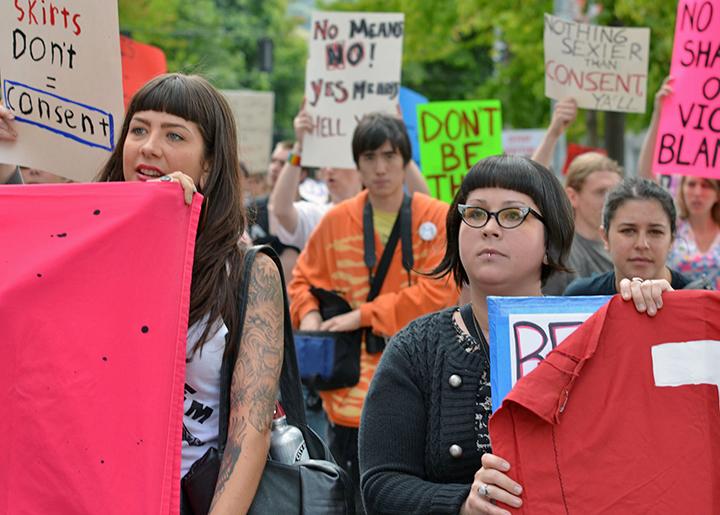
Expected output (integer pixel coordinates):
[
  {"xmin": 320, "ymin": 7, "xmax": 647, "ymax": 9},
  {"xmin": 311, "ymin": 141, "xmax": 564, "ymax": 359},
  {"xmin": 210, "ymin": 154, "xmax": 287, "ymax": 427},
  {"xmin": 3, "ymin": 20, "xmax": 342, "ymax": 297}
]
[{"xmin": 359, "ymin": 308, "xmax": 487, "ymax": 514}]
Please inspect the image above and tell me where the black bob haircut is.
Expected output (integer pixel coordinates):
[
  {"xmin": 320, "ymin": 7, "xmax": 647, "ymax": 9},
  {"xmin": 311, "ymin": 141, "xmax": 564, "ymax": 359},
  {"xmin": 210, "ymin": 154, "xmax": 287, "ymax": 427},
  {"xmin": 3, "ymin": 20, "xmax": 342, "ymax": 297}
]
[
  {"xmin": 352, "ymin": 112, "xmax": 412, "ymax": 167},
  {"xmin": 432, "ymin": 155, "xmax": 575, "ymax": 287},
  {"xmin": 602, "ymin": 177, "xmax": 677, "ymax": 237}
]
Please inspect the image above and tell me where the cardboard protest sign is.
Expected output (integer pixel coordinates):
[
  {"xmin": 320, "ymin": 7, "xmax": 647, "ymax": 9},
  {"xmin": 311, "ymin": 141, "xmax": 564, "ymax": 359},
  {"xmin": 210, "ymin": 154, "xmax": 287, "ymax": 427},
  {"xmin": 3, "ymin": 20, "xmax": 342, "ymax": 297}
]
[
  {"xmin": 303, "ymin": 11, "xmax": 404, "ymax": 169},
  {"xmin": 0, "ymin": 1, "xmax": 124, "ymax": 182},
  {"xmin": 654, "ymin": 1, "xmax": 720, "ymax": 178},
  {"xmin": 399, "ymin": 86, "xmax": 428, "ymax": 167},
  {"xmin": 120, "ymin": 35, "xmax": 167, "ymax": 109},
  {"xmin": 0, "ymin": 182, "xmax": 201, "ymax": 515},
  {"xmin": 222, "ymin": 90, "xmax": 274, "ymax": 175},
  {"xmin": 502, "ymin": 129, "xmax": 545, "ymax": 158},
  {"xmin": 417, "ymin": 100, "xmax": 502, "ymax": 203},
  {"xmin": 488, "ymin": 295, "xmax": 610, "ymax": 412},
  {"xmin": 544, "ymin": 13, "xmax": 650, "ymax": 113}
]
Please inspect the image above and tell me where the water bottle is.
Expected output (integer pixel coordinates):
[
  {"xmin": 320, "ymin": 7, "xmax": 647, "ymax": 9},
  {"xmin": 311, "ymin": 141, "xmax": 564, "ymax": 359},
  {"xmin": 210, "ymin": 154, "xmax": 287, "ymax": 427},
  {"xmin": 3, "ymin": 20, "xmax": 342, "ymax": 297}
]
[{"xmin": 269, "ymin": 402, "xmax": 309, "ymax": 464}]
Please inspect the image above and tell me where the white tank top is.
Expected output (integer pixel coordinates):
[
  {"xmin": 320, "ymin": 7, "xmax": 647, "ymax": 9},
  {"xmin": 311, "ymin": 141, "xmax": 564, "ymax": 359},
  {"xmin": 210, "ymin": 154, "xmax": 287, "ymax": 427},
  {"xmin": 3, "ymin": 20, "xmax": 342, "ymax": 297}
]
[{"xmin": 181, "ymin": 318, "xmax": 229, "ymax": 477}]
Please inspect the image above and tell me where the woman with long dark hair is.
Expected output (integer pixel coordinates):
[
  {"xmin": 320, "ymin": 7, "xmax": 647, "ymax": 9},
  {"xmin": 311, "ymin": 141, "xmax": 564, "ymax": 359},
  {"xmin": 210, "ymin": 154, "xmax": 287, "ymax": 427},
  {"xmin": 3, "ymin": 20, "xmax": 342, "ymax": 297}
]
[{"xmin": 98, "ymin": 74, "xmax": 284, "ymax": 514}]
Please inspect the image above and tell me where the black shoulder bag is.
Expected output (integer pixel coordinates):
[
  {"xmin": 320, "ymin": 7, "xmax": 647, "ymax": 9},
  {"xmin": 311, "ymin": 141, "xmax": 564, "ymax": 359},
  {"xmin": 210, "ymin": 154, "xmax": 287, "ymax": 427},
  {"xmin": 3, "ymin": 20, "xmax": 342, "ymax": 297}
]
[{"xmin": 181, "ymin": 245, "xmax": 355, "ymax": 515}]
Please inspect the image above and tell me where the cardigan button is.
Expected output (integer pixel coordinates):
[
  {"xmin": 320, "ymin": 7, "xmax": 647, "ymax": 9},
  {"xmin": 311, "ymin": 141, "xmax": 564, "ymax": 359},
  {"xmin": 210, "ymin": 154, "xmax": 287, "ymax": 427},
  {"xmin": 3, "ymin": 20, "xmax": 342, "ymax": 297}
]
[
  {"xmin": 448, "ymin": 374, "xmax": 462, "ymax": 388},
  {"xmin": 449, "ymin": 444, "xmax": 463, "ymax": 458}
]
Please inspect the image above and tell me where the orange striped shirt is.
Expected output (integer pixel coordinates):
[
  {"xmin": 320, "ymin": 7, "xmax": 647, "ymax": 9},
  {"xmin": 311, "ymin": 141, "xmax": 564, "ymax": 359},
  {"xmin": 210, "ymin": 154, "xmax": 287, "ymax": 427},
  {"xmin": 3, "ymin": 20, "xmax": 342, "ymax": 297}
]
[{"xmin": 289, "ymin": 190, "xmax": 459, "ymax": 427}]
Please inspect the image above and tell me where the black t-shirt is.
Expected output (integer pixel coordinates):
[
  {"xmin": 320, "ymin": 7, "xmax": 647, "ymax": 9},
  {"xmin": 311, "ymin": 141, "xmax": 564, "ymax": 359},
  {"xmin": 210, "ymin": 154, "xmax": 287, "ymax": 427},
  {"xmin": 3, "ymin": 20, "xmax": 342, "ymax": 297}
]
[{"xmin": 563, "ymin": 269, "xmax": 692, "ymax": 296}]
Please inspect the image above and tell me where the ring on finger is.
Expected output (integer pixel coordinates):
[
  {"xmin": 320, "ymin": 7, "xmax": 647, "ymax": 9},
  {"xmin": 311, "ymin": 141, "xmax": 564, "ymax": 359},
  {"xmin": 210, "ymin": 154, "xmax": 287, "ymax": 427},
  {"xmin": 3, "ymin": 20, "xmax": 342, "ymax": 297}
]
[
  {"xmin": 631, "ymin": 276, "xmax": 644, "ymax": 283},
  {"xmin": 477, "ymin": 483, "xmax": 491, "ymax": 498},
  {"xmin": 160, "ymin": 175, "xmax": 173, "ymax": 182}
]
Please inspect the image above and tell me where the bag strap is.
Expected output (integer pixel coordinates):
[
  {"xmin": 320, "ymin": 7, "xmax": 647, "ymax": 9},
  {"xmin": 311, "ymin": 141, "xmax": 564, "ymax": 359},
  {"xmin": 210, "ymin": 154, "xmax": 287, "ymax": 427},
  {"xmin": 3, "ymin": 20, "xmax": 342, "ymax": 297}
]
[
  {"xmin": 364, "ymin": 193, "xmax": 413, "ymax": 302},
  {"xmin": 217, "ymin": 245, "xmax": 307, "ymax": 454}
]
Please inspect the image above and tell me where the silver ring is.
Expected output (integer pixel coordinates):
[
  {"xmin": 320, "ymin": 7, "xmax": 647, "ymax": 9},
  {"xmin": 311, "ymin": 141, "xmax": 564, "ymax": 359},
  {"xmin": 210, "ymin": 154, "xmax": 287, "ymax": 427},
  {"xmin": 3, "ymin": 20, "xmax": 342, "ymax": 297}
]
[
  {"xmin": 631, "ymin": 276, "xmax": 644, "ymax": 283},
  {"xmin": 478, "ymin": 483, "xmax": 490, "ymax": 498},
  {"xmin": 160, "ymin": 175, "xmax": 172, "ymax": 182}
]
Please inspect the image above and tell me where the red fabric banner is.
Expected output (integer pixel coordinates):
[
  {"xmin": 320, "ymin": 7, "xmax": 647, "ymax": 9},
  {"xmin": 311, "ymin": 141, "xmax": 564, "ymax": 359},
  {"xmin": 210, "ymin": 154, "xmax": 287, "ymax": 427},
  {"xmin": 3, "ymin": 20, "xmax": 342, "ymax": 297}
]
[
  {"xmin": 0, "ymin": 182, "xmax": 202, "ymax": 515},
  {"xmin": 490, "ymin": 291, "xmax": 720, "ymax": 514},
  {"xmin": 120, "ymin": 35, "xmax": 168, "ymax": 109}
]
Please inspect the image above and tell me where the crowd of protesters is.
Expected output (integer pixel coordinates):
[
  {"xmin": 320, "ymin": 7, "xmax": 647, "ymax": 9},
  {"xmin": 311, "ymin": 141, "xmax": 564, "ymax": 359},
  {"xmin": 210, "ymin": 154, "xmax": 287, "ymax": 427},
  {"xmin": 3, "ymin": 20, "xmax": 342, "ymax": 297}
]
[{"xmin": 1, "ymin": 63, "xmax": 716, "ymax": 515}]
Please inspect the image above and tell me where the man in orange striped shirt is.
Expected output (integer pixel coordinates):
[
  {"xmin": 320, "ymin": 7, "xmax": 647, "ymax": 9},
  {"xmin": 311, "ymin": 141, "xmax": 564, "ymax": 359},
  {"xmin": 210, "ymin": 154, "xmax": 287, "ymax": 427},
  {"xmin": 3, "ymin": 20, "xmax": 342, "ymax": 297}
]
[{"xmin": 289, "ymin": 113, "xmax": 459, "ymax": 506}]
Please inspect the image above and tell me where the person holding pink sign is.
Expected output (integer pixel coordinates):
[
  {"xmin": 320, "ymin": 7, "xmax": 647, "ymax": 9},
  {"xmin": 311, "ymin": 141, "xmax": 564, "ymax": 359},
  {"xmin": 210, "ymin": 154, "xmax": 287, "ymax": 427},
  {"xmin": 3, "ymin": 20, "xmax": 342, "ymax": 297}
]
[
  {"xmin": 99, "ymin": 74, "xmax": 285, "ymax": 514},
  {"xmin": 359, "ymin": 155, "xmax": 669, "ymax": 515},
  {"xmin": 3, "ymin": 74, "xmax": 286, "ymax": 513},
  {"xmin": 638, "ymin": 77, "xmax": 720, "ymax": 290}
]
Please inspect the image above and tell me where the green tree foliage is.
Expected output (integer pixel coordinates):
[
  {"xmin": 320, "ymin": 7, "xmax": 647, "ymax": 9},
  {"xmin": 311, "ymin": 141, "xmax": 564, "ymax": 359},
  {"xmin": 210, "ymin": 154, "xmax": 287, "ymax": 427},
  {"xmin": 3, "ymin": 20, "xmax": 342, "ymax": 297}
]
[
  {"xmin": 322, "ymin": 0, "xmax": 678, "ymax": 135},
  {"xmin": 118, "ymin": 0, "xmax": 306, "ymax": 139}
]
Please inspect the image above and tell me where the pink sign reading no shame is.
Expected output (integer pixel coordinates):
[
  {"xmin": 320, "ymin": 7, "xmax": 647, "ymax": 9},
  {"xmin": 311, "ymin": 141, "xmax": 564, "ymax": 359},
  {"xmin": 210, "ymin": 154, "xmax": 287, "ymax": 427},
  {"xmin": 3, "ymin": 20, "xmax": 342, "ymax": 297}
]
[{"xmin": 654, "ymin": 0, "xmax": 720, "ymax": 178}]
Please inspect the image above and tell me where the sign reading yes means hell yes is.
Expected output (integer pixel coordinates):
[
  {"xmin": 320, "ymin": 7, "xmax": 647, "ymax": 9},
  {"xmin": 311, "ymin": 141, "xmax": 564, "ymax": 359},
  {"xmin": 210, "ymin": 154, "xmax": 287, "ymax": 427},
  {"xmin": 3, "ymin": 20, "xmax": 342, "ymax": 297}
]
[
  {"xmin": 0, "ymin": 0, "xmax": 124, "ymax": 182},
  {"xmin": 303, "ymin": 11, "xmax": 404, "ymax": 169},
  {"xmin": 544, "ymin": 13, "xmax": 650, "ymax": 113}
]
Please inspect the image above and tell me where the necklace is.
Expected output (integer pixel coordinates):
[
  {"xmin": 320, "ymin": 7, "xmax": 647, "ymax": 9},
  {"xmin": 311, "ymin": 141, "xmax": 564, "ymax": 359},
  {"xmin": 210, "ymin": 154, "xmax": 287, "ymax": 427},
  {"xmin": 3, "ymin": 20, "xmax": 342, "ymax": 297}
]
[{"xmin": 470, "ymin": 311, "xmax": 490, "ymax": 364}]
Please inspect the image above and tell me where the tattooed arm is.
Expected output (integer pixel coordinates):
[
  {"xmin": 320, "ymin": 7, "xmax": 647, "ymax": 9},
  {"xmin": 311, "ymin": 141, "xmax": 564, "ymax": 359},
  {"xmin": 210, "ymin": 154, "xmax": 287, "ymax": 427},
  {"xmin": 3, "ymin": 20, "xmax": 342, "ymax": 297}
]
[{"xmin": 209, "ymin": 253, "xmax": 284, "ymax": 514}]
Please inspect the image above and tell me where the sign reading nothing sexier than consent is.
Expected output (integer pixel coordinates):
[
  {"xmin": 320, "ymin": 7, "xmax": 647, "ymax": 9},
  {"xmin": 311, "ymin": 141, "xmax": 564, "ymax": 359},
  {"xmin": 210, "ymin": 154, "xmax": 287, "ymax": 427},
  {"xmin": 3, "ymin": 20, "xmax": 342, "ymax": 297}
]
[
  {"xmin": 303, "ymin": 11, "xmax": 404, "ymax": 169},
  {"xmin": 0, "ymin": 0, "xmax": 124, "ymax": 182},
  {"xmin": 544, "ymin": 13, "xmax": 650, "ymax": 113}
]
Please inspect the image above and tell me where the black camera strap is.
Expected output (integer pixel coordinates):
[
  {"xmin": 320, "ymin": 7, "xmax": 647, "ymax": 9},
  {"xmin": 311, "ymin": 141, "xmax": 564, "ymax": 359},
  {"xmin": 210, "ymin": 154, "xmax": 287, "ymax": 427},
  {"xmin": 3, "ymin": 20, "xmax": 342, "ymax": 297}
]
[{"xmin": 363, "ymin": 193, "xmax": 413, "ymax": 302}]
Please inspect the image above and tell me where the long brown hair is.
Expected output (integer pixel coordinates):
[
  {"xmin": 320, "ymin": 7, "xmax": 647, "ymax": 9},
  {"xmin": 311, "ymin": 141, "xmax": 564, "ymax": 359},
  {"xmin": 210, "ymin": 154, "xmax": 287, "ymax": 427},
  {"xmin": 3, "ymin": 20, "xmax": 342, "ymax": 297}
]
[{"xmin": 97, "ymin": 73, "xmax": 245, "ymax": 352}]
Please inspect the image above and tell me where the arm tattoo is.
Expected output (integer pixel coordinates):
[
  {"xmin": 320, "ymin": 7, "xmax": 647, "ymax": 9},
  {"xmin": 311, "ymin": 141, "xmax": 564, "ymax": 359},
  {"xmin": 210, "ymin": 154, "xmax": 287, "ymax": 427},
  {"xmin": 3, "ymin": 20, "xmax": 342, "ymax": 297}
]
[
  {"xmin": 210, "ymin": 414, "xmax": 247, "ymax": 509},
  {"xmin": 235, "ymin": 254, "xmax": 284, "ymax": 432},
  {"xmin": 211, "ymin": 254, "xmax": 284, "ymax": 504}
]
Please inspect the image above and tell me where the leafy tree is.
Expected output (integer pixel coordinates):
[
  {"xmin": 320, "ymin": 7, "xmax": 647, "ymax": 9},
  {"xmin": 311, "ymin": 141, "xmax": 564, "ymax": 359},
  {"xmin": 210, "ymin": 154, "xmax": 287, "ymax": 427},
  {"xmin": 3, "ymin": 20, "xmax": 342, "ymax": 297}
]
[
  {"xmin": 118, "ymin": 0, "xmax": 307, "ymax": 139},
  {"xmin": 322, "ymin": 0, "xmax": 678, "ymax": 137}
]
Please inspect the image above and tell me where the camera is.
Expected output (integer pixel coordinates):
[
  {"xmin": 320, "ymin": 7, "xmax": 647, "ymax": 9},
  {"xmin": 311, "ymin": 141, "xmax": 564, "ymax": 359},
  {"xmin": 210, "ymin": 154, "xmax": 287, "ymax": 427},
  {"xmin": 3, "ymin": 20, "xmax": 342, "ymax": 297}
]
[{"xmin": 365, "ymin": 329, "xmax": 386, "ymax": 354}]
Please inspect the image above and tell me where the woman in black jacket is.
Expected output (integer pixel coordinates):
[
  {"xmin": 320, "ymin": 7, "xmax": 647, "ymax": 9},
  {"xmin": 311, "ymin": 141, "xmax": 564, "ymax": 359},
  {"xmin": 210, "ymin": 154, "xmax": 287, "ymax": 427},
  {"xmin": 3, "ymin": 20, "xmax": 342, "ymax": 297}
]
[{"xmin": 359, "ymin": 155, "xmax": 672, "ymax": 515}]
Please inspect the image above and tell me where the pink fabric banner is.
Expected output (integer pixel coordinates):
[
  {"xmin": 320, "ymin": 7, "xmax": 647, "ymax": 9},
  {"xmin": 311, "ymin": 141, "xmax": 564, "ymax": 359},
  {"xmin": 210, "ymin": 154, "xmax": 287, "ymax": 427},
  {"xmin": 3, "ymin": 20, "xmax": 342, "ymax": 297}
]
[
  {"xmin": 0, "ymin": 182, "xmax": 202, "ymax": 515},
  {"xmin": 654, "ymin": 0, "xmax": 720, "ymax": 178}
]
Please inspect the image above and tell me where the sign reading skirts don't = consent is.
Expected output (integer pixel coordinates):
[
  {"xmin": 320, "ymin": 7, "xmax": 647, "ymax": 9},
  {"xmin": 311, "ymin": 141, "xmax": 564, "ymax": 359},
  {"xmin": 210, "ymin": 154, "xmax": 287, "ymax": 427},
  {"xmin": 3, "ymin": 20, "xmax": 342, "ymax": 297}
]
[
  {"xmin": 303, "ymin": 11, "xmax": 404, "ymax": 169},
  {"xmin": 654, "ymin": 0, "xmax": 720, "ymax": 178},
  {"xmin": 544, "ymin": 13, "xmax": 650, "ymax": 113},
  {"xmin": 0, "ymin": 182, "xmax": 201, "ymax": 515},
  {"xmin": 417, "ymin": 100, "xmax": 502, "ymax": 203},
  {"xmin": 0, "ymin": 0, "xmax": 125, "ymax": 182},
  {"xmin": 488, "ymin": 295, "xmax": 610, "ymax": 412}
]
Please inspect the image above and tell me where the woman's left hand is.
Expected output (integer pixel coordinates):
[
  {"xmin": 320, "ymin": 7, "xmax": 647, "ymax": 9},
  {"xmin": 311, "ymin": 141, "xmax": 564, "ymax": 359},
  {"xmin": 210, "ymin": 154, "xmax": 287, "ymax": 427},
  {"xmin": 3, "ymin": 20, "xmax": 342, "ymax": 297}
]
[
  {"xmin": 619, "ymin": 277, "xmax": 673, "ymax": 316},
  {"xmin": 151, "ymin": 171, "xmax": 197, "ymax": 205}
]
